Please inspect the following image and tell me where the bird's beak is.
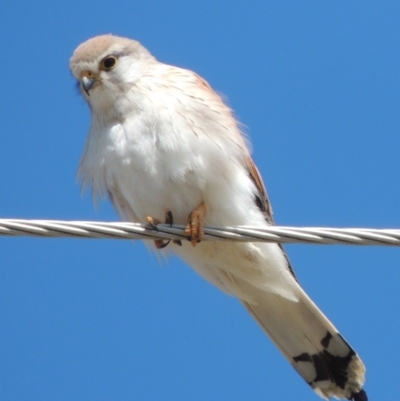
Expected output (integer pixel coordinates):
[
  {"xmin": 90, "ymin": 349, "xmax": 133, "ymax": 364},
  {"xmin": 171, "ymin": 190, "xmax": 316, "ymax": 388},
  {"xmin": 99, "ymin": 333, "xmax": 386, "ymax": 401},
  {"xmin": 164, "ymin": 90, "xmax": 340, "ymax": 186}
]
[
  {"xmin": 80, "ymin": 71, "xmax": 100, "ymax": 96},
  {"xmin": 81, "ymin": 75, "xmax": 96, "ymax": 96}
]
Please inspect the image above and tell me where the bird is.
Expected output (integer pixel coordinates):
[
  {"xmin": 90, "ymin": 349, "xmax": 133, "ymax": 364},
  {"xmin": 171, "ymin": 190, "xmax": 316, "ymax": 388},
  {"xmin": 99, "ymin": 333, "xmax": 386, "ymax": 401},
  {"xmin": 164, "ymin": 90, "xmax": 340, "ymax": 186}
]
[{"xmin": 70, "ymin": 34, "xmax": 367, "ymax": 401}]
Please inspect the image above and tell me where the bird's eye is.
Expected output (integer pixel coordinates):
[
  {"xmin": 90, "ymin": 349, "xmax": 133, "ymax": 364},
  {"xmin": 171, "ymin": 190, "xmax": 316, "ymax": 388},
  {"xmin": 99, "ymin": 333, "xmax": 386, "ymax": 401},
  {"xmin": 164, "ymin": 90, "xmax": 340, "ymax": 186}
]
[{"xmin": 100, "ymin": 56, "xmax": 118, "ymax": 71}]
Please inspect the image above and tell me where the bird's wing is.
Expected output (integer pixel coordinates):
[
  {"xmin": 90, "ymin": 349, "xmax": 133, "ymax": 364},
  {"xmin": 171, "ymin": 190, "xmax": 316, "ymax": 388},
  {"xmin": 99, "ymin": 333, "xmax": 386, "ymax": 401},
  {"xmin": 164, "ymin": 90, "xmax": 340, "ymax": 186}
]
[
  {"xmin": 245, "ymin": 156, "xmax": 298, "ymax": 279},
  {"xmin": 245, "ymin": 156, "xmax": 275, "ymax": 224}
]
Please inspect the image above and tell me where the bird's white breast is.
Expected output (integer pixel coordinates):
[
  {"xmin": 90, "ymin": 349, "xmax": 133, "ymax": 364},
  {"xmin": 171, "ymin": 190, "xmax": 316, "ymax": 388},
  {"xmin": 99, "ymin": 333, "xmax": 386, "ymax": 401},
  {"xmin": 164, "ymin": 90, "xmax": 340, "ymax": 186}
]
[
  {"xmin": 78, "ymin": 67, "xmax": 299, "ymax": 301},
  {"xmin": 80, "ymin": 85, "xmax": 261, "ymax": 228}
]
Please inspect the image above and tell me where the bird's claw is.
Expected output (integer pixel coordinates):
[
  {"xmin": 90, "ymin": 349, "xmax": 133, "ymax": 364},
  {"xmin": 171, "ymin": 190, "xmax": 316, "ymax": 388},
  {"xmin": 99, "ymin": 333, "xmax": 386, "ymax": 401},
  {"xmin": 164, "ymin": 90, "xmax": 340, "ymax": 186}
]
[
  {"xmin": 146, "ymin": 209, "xmax": 182, "ymax": 249},
  {"xmin": 184, "ymin": 202, "xmax": 206, "ymax": 247}
]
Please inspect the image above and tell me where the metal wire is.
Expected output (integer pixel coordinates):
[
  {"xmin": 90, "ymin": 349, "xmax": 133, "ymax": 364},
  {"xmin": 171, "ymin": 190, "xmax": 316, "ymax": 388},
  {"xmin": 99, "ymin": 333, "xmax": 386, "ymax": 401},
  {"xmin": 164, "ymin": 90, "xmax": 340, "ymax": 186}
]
[{"xmin": 1, "ymin": 218, "xmax": 400, "ymax": 246}]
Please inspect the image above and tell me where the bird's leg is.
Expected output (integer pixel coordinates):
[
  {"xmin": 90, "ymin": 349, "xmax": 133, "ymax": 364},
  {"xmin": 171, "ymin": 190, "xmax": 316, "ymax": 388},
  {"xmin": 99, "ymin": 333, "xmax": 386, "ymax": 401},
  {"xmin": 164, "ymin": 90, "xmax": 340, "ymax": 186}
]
[
  {"xmin": 146, "ymin": 209, "xmax": 181, "ymax": 249},
  {"xmin": 185, "ymin": 202, "xmax": 206, "ymax": 247}
]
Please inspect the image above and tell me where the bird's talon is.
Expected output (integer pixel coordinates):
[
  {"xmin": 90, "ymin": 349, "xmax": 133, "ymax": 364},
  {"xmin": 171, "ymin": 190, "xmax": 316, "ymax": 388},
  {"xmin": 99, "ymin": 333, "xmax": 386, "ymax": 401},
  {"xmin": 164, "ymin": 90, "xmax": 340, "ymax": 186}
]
[
  {"xmin": 147, "ymin": 210, "xmax": 177, "ymax": 249},
  {"xmin": 154, "ymin": 239, "xmax": 171, "ymax": 249},
  {"xmin": 165, "ymin": 209, "xmax": 173, "ymax": 226},
  {"xmin": 146, "ymin": 216, "xmax": 160, "ymax": 229},
  {"xmin": 185, "ymin": 202, "xmax": 206, "ymax": 247}
]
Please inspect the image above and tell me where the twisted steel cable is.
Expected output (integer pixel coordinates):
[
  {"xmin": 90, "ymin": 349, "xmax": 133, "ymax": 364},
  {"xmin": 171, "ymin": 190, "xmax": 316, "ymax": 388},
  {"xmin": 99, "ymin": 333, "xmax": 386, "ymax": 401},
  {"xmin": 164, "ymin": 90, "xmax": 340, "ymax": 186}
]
[{"xmin": 1, "ymin": 219, "xmax": 400, "ymax": 246}]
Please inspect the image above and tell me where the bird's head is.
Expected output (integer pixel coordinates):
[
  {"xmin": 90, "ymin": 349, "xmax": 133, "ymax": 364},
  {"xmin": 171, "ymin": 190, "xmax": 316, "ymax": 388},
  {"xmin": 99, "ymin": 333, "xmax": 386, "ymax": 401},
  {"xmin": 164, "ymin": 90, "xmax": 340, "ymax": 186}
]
[{"xmin": 70, "ymin": 34, "xmax": 156, "ymax": 115}]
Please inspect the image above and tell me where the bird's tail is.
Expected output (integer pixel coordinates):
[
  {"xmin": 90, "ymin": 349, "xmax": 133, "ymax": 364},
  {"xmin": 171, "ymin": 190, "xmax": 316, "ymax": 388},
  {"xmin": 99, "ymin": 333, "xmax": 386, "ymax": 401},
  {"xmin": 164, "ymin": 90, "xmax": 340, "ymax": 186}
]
[{"xmin": 239, "ymin": 279, "xmax": 367, "ymax": 400}]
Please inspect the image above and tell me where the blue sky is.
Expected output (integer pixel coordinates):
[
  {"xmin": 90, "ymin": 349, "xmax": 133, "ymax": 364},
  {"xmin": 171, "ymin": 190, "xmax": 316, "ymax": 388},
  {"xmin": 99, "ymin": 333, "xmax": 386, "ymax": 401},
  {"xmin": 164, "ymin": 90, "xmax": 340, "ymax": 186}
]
[{"xmin": 1, "ymin": 1, "xmax": 399, "ymax": 400}]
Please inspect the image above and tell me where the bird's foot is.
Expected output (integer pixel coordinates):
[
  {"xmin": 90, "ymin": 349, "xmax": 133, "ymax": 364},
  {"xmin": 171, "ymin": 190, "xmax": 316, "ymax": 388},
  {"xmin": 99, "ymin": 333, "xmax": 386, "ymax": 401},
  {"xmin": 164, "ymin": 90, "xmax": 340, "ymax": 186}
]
[
  {"xmin": 185, "ymin": 202, "xmax": 206, "ymax": 247},
  {"xmin": 146, "ymin": 209, "xmax": 182, "ymax": 249}
]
